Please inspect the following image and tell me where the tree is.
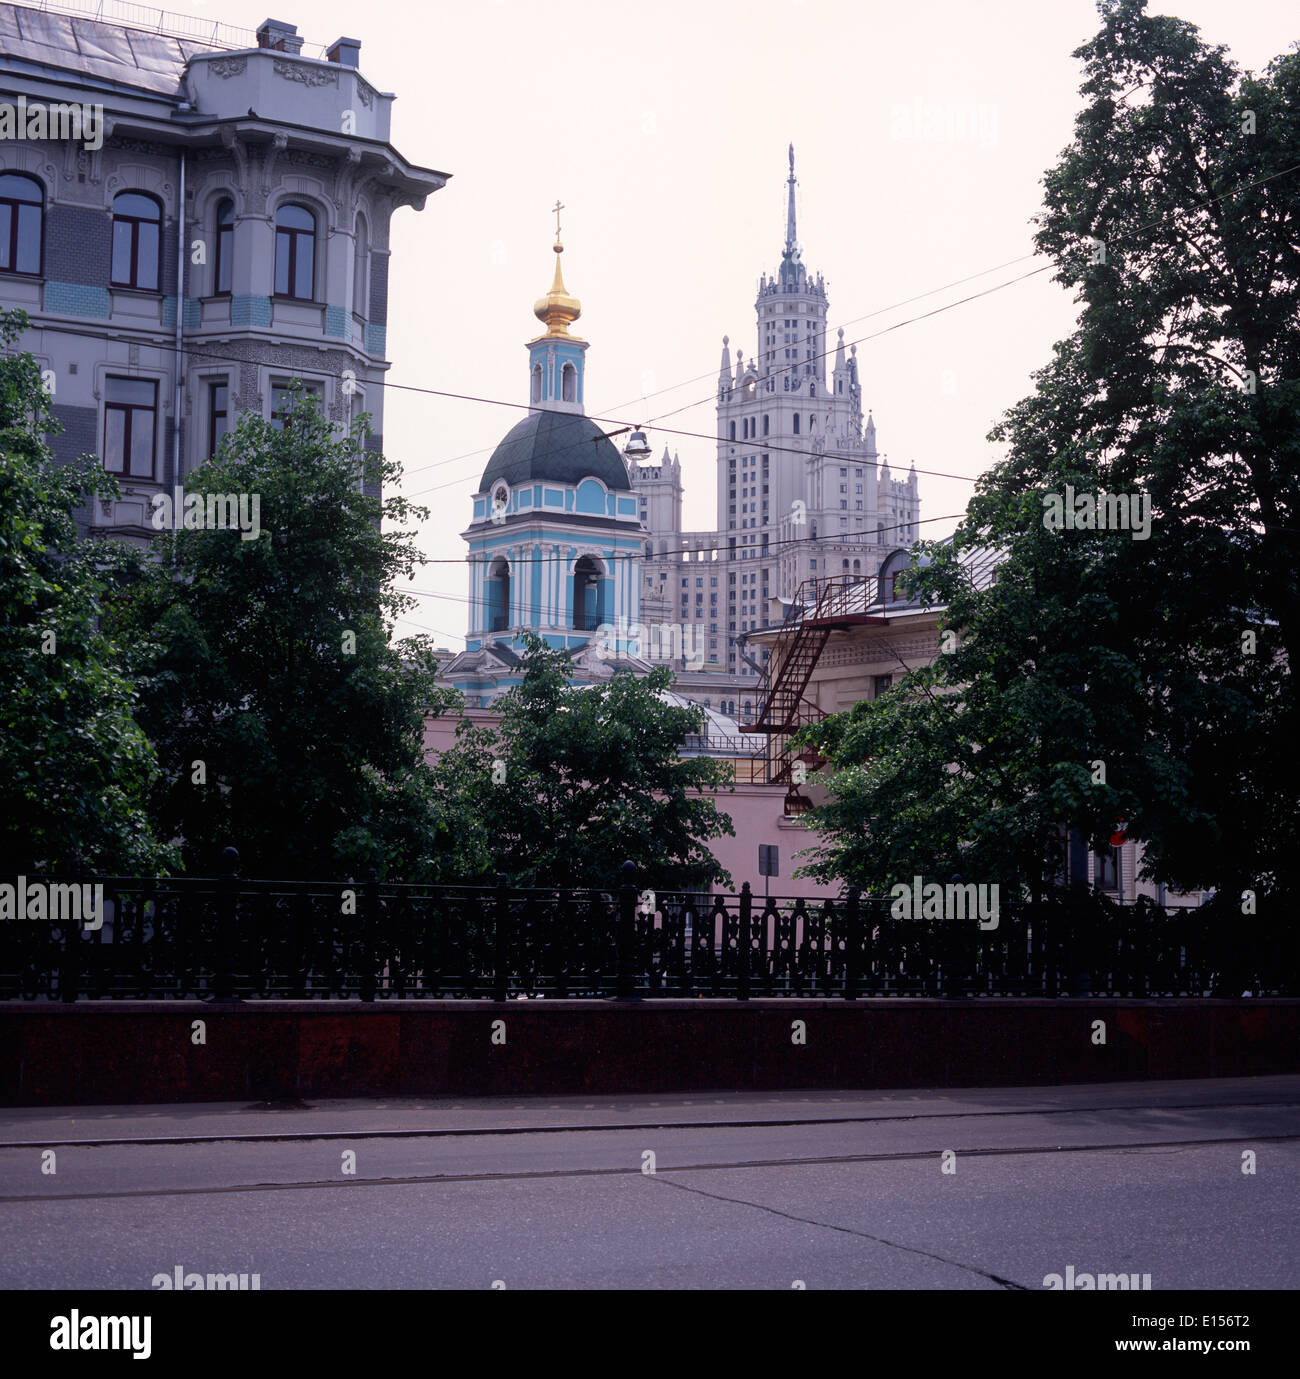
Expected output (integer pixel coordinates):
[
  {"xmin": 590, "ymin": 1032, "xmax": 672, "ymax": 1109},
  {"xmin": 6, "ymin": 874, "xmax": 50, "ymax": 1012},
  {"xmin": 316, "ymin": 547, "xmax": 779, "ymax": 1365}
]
[
  {"xmin": 0, "ymin": 310, "xmax": 172, "ymax": 873},
  {"xmin": 428, "ymin": 634, "xmax": 735, "ymax": 890},
  {"xmin": 106, "ymin": 386, "xmax": 456, "ymax": 878},
  {"xmin": 800, "ymin": 0, "xmax": 1300, "ymax": 900}
]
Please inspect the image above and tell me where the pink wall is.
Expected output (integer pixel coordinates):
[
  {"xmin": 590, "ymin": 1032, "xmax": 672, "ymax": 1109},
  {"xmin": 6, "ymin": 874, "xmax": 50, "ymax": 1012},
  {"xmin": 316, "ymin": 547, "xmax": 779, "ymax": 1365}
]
[{"xmin": 422, "ymin": 710, "xmax": 837, "ymax": 898}]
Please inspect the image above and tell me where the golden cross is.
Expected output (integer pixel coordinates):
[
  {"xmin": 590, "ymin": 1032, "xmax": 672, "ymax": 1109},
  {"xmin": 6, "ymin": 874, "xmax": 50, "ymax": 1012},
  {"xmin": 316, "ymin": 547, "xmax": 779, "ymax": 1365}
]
[{"xmin": 553, "ymin": 199, "xmax": 564, "ymax": 240}]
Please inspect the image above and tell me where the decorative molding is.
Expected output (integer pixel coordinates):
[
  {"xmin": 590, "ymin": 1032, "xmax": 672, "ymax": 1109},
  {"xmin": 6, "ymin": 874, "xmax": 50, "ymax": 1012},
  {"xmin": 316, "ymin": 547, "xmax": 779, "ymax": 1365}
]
[
  {"xmin": 273, "ymin": 59, "xmax": 338, "ymax": 88},
  {"xmin": 356, "ymin": 79, "xmax": 375, "ymax": 109},
  {"xmin": 107, "ymin": 136, "xmax": 168, "ymax": 158},
  {"xmin": 208, "ymin": 57, "xmax": 248, "ymax": 79},
  {"xmin": 285, "ymin": 149, "xmax": 338, "ymax": 171}
]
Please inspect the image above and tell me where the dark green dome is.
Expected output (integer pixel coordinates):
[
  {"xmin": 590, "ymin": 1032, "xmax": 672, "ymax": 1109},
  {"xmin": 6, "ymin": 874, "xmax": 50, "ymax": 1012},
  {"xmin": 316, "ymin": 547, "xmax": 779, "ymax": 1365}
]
[{"xmin": 480, "ymin": 411, "xmax": 630, "ymax": 493}]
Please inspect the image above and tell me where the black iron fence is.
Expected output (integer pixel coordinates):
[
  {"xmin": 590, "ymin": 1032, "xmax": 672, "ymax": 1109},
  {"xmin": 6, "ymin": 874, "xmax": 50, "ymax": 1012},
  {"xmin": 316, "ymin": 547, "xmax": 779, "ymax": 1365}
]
[{"xmin": 1, "ymin": 857, "xmax": 1294, "ymax": 1001}]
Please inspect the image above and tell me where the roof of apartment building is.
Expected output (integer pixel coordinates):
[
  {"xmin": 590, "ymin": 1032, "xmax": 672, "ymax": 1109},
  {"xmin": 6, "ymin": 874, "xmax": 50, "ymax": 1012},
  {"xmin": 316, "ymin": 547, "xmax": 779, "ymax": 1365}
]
[
  {"xmin": 0, "ymin": 2, "xmax": 219, "ymax": 96},
  {"xmin": 747, "ymin": 539, "xmax": 1004, "ymax": 644}
]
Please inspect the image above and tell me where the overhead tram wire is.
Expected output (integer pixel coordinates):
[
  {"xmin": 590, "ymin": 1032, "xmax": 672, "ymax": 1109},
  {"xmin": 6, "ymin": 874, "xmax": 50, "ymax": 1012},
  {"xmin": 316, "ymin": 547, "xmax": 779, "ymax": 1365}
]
[
  {"xmin": 391, "ymin": 156, "xmax": 1300, "ymax": 489},
  {"xmin": 384, "ymin": 510, "xmax": 971, "ymax": 635},
  {"xmin": 164, "ymin": 159, "xmax": 1300, "ymax": 510}
]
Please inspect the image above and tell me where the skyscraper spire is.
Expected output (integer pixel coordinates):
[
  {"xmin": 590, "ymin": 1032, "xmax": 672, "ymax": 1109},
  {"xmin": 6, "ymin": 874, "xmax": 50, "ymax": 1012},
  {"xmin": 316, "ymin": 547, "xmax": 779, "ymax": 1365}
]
[{"xmin": 785, "ymin": 142, "xmax": 797, "ymax": 256}]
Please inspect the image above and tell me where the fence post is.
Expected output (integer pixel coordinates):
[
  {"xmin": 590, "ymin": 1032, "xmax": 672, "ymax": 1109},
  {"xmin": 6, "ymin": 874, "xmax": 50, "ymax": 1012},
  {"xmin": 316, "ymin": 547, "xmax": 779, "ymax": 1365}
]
[
  {"xmin": 843, "ymin": 886, "xmax": 861, "ymax": 1000},
  {"xmin": 214, "ymin": 846, "xmax": 240, "ymax": 1001},
  {"xmin": 58, "ymin": 864, "xmax": 78, "ymax": 1004},
  {"xmin": 616, "ymin": 860, "xmax": 638, "ymax": 1000},
  {"xmin": 493, "ymin": 873, "xmax": 509, "ymax": 1002},
  {"xmin": 359, "ymin": 868, "xmax": 379, "ymax": 1002},
  {"xmin": 737, "ymin": 882, "xmax": 752, "ymax": 1002}
]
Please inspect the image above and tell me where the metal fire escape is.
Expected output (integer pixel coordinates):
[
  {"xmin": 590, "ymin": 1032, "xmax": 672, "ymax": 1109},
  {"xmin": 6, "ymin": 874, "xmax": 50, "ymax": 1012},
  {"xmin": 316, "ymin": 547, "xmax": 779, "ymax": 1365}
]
[{"xmin": 743, "ymin": 575, "xmax": 888, "ymax": 784}]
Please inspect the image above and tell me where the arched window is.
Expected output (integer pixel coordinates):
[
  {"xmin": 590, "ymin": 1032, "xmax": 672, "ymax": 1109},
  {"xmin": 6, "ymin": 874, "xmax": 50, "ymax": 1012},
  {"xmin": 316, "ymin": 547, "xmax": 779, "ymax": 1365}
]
[
  {"xmin": 213, "ymin": 198, "xmax": 233, "ymax": 295},
  {"xmin": 0, "ymin": 173, "xmax": 44, "ymax": 276},
  {"xmin": 728, "ymin": 421, "xmax": 736, "ymax": 441},
  {"xmin": 111, "ymin": 192, "xmax": 161, "ymax": 290},
  {"xmin": 573, "ymin": 555, "xmax": 603, "ymax": 631},
  {"xmin": 792, "ymin": 414, "xmax": 800, "ymax": 435},
  {"xmin": 274, "ymin": 203, "xmax": 315, "ymax": 299},
  {"xmin": 853, "ymin": 558, "xmax": 861, "ymax": 573},
  {"xmin": 809, "ymin": 415, "xmax": 816, "ymax": 432},
  {"xmin": 487, "ymin": 557, "xmax": 511, "ymax": 633},
  {"xmin": 352, "ymin": 212, "xmax": 368, "ymax": 315},
  {"xmin": 531, "ymin": 364, "xmax": 542, "ymax": 404},
  {"xmin": 561, "ymin": 361, "xmax": 576, "ymax": 403},
  {"xmin": 763, "ymin": 414, "xmax": 769, "ymax": 435}
]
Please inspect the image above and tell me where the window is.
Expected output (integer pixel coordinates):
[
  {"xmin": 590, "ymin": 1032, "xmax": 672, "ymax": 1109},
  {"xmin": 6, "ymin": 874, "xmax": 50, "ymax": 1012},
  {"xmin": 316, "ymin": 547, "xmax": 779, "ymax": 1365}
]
[
  {"xmin": 792, "ymin": 414, "xmax": 800, "ymax": 435},
  {"xmin": 111, "ymin": 192, "xmax": 161, "ymax": 290},
  {"xmin": 1095, "ymin": 847, "xmax": 1121, "ymax": 892},
  {"xmin": 488, "ymin": 557, "xmax": 511, "ymax": 632},
  {"xmin": 0, "ymin": 173, "xmax": 43, "ymax": 275},
  {"xmin": 352, "ymin": 213, "xmax": 368, "ymax": 315},
  {"xmin": 207, "ymin": 380, "xmax": 230, "ymax": 457},
  {"xmin": 103, "ymin": 377, "xmax": 157, "ymax": 478},
  {"xmin": 729, "ymin": 421, "xmax": 736, "ymax": 441},
  {"xmin": 531, "ymin": 365, "xmax": 542, "ymax": 403},
  {"xmin": 561, "ymin": 362, "xmax": 576, "ymax": 402},
  {"xmin": 274, "ymin": 203, "xmax": 315, "ymax": 299},
  {"xmin": 873, "ymin": 675, "xmax": 892, "ymax": 699},
  {"xmin": 763, "ymin": 414, "xmax": 769, "ymax": 435},
  {"xmin": 214, "ymin": 199, "xmax": 234, "ymax": 295},
  {"xmin": 271, "ymin": 380, "xmax": 323, "ymax": 429},
  {"xmin": 574, "ymin": 557, "xmax": 604, "ymax": 630}
]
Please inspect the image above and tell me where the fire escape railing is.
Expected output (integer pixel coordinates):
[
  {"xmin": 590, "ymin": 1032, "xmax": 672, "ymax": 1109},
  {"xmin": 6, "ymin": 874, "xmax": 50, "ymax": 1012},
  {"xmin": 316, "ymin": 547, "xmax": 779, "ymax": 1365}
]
[{"xmin": 744, "ymin": 575, "xmax": 882, "ymax": 784}]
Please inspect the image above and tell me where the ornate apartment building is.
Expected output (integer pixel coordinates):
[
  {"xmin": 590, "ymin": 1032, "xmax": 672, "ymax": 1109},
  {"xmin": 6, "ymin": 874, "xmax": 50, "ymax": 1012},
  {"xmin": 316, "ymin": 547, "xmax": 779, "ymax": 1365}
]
[{"xmin": 0, "ymin": 2, "xmax": 445, "ymax": 540}]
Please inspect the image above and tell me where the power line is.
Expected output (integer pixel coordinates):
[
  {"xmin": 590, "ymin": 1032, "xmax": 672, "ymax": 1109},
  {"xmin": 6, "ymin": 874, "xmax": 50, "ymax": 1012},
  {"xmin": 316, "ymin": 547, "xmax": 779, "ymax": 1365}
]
[{"xmin": 394, "ymin": 508, "xmax": 961, "ymax": 569}]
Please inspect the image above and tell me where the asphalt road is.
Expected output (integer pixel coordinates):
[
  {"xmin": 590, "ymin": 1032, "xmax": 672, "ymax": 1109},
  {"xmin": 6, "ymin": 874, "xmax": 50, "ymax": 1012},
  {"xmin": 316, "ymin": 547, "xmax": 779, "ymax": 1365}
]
[{"xmin": 1, "ymin": 1076, "xmax": 1295, "ymax": 1290}]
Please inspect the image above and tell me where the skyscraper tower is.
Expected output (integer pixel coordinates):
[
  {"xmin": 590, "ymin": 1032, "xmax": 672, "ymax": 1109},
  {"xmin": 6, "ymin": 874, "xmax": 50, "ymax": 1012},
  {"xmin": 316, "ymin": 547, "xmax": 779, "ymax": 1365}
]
[{"xmin": 710, "ymin": 147, "xmax": 920, "ymax": 675}]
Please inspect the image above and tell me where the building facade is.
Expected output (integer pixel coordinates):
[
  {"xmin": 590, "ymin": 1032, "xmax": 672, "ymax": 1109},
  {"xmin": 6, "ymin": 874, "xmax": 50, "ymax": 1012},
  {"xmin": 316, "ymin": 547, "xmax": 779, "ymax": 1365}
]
[{"xmin": 0, "ymin": 2, "xmax": 445, "ymax": 541}]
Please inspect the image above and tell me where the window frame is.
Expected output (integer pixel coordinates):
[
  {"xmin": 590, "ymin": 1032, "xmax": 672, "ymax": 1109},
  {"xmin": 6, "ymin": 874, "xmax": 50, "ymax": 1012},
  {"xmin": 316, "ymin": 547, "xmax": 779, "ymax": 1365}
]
[
  {"xmin": 207, "ymin": 378, "xmax": 230, "ymax": 458},
  {"xmin": 110, "ymin": 191, "xmax": 163, "ymax": 292},
  {"xmin": 274, "ymin": 202, "xmax": 317, "ymax": 301},
  {"xmin": 0, "ymin": 173, "xmax": 44, "ymax": 277},
  {"xmin": 102, "ymin": 375, "xmax": 158, "ymax": 479},
  {"xmin": 213, "ymin": 198, "xmax": 234, "ymax": 296}
]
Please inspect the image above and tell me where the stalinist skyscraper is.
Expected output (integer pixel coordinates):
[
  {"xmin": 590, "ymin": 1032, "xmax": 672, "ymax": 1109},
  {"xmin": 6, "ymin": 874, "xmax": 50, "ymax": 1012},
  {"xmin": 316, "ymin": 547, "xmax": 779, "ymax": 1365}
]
[{"xmin": 631, "ymin": 147, "xmax": 921, "ymax": 713}]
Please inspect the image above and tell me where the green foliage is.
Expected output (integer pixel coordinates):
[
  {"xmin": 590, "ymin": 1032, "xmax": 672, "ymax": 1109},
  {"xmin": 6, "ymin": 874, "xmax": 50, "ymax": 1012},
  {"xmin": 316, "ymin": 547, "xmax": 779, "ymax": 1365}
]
[
  {"xmin": 429, "ymin": 633, "xmax": 735, "ymax": 891},
  {"xmin": 800, "ymin": 0, "xmax": 1300, "ymax": 898},
  {"xmin": 105, "ymin": 385, "xmax": 456, "ymax": 877},
  {"xmin": 0, "ymin": 309, "xmax": 172, "ymax": 873}
]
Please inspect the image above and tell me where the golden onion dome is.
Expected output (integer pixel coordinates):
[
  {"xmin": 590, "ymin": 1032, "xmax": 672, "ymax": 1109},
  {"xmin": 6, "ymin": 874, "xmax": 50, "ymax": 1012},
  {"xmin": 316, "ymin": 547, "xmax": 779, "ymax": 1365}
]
[{"xmin": 532, "ymin": 237, "xmax": 583, "ymax": 341}]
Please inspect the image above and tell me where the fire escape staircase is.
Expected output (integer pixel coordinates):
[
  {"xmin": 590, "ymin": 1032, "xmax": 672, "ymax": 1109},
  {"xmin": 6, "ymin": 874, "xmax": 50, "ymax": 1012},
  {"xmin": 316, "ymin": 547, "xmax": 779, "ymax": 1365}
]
[{"xmin": 743, "ymin": 575, "xmax": 886, "ymax": 784}]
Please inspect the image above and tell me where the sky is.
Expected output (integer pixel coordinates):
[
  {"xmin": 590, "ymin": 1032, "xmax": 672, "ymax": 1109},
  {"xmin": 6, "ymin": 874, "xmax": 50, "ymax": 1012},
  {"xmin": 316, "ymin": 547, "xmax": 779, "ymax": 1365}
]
[{"xmin": 167, "ymin": 0, "xmax": 1299, "ymax": 647}]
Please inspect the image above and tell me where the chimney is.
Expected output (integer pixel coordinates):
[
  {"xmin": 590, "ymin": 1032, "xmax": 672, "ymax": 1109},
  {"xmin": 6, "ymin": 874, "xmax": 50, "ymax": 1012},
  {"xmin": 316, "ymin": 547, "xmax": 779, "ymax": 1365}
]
[
  {"xmin": 327, "ymin": 37, "xmax": 362, "ymax": 68},
  {"xmin": 256, "ymin": 19, "xmax": 303, "ymax": 54}
]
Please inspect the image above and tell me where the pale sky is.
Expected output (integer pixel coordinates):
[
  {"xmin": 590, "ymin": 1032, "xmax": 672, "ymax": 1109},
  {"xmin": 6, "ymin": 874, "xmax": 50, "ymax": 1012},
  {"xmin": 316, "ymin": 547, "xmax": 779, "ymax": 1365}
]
[{"xmin": 183, "ymin": 0, "xmax": 1298, "ymax": 648}]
